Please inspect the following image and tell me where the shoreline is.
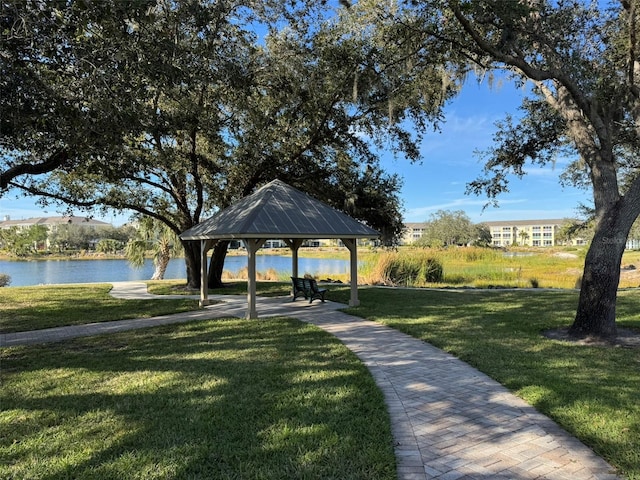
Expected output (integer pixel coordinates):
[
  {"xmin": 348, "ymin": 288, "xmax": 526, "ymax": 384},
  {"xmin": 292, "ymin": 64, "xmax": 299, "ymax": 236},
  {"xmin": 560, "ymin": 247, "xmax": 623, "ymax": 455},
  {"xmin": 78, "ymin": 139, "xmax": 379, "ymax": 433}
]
[{"xmin": 0, "ymin": 246, "xmax": 355, "ymax": 262}]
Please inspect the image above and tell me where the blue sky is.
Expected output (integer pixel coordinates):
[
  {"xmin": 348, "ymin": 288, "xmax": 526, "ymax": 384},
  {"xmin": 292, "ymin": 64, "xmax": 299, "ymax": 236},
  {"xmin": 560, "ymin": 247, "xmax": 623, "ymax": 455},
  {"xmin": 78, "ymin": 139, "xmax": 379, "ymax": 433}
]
[
  {"xmin": 0, "ymin": 77, "xmax": 591, "ymax": 227},
  {"xmin": 387, "ymin": 76, "xmax": 591, "ymax": 224}
]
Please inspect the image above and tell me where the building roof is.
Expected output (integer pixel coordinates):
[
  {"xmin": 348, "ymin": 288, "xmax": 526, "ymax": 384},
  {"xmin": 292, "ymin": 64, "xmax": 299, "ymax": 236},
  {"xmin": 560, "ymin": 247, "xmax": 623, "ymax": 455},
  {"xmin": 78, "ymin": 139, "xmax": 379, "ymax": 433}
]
[
  {"xmin": 404, "ymin": 222, "xmax": 427, "ymax": 229},
  {"xmin": 479, "ymin": 219, "xmax": 573, "ymax": 227},
  {"xmin": 180, "ymin": 179, "xmax": 380, "ymax": 241},
  {"xmin": 0, "ymin": 215, "xmax": 111, "ymax": 228}
]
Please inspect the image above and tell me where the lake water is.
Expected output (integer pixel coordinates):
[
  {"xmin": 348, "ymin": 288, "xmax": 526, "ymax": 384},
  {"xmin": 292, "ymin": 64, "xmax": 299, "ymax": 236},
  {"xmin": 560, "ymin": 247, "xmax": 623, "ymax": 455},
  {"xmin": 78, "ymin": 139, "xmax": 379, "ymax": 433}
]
[{"xmin": 0, "ymin": 255, "xmax": 351, "ymax": 287}]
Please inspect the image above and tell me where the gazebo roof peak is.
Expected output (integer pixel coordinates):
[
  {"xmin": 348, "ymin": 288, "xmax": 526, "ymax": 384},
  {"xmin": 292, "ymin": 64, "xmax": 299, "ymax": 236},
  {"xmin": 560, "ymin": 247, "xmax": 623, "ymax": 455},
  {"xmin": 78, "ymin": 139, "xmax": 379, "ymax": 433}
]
[{"xmin": 180, "ymin": 179, "xmax": 380, "ymax": 241}]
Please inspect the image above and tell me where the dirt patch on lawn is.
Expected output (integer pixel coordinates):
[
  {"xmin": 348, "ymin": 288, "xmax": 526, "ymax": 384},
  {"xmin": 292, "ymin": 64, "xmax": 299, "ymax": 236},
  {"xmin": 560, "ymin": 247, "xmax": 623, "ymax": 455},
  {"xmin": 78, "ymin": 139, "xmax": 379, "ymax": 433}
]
[
  {"xmin": 621, "ymin": 267, "xmax": 640, "ymax": 285},
  {"xmin": 543, "ymin": 326, "xmax": 640, "ymax": 348}
]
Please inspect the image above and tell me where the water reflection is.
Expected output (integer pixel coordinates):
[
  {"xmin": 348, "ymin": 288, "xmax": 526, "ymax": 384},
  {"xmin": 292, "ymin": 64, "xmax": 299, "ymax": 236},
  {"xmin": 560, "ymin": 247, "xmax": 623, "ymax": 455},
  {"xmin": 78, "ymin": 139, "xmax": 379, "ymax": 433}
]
[{"xmin": 0, "ymin": 255, "xmax": 351, "ymax": 287}]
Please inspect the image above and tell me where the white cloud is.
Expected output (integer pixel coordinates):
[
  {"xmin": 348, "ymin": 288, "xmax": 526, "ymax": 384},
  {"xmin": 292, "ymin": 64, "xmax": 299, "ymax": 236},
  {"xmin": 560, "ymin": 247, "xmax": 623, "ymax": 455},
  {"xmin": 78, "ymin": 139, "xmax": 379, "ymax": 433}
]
[
  {"xmin": 474, "ymin": 206, "xmax": 584, "ymax": 222},
  {"xmin": 404, "ymin": 202, "xmax": 584, "ymax": 223},
  {"xmin": 404, "ymin": 198, "xmax": 527, "ymax": 222}
]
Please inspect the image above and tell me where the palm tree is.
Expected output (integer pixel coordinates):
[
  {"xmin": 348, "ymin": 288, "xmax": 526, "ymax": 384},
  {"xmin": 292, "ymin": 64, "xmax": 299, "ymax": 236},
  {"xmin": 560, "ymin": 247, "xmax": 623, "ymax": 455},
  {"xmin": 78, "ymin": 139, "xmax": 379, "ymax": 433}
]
[
  {"xmin": 125, "ymin": 217, "xmax": 182, "ymax": 280},
  {"xmin": 519, "ymin": 231, "xmax": 530, "ymax": 246}
]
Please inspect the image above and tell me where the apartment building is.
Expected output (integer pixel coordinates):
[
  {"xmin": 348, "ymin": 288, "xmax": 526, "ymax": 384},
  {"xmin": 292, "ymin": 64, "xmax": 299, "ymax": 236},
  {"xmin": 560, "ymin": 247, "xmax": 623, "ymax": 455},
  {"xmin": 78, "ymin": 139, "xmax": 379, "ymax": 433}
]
[
  {"xmin": 401, "ymin": 222, "xmax": 428, "ymax": 245},
  {"xmin": 483, "ymin": 219, "xmax": 555, "ymax": 247},
  {"xmin": 0, "ymin": 215, "xmax": 112, "ymax": 249},
  {"xmin": 401, "ymin": 219, "xmax": 586, "ymax": 247},
  {"xmin": 0, "ymin": 215, "xmax": 111, "ymax": 232},
  {"xmin": 481, "ymin": 219, "xmax": 585, "ymax": 247}
]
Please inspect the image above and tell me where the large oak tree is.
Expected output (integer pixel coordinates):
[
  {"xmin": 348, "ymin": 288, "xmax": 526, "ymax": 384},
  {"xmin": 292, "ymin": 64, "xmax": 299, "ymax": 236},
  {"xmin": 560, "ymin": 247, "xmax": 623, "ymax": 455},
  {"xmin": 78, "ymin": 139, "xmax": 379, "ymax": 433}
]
[
  {"xmin": 2, "ymin": 0, "xmax": 455, "ymax": 288},
  {"xmin": 1, "ymin": 0, "xmax": 155, "ymax": 189},
  {"xmin": 353, "ymin": 0, "xmax": 640, "ymax": 339}
]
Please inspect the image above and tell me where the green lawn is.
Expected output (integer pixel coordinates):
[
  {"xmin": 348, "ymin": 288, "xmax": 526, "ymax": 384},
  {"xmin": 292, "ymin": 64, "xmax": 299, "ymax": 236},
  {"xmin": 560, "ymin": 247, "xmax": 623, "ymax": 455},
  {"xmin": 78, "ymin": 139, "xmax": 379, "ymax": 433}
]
[
  {"xmin": 146, "ymin": 280, "xmax": 290, "ymax": 297},
  {"xmin": 0, "ymin": 317, "xmax": 395, "ymax": 480},
  {"xmin": 329, "ymin": 286, "xmax": 640, "ymax": 479},
  {"xmin": 0, "ymin": 284, "xmax": 200, "ymax": 333},
  {"xmin": 3, "ymin": 281, "xmax": 640, "ymax": 478}
]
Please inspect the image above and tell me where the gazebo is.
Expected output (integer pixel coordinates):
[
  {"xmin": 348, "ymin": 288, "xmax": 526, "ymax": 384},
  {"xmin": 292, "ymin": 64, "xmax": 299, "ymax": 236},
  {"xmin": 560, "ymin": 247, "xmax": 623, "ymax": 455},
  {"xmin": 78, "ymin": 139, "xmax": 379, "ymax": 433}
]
[{"xmin": 179, "ymin": 179, "xmax": 380, "ymax": 319}]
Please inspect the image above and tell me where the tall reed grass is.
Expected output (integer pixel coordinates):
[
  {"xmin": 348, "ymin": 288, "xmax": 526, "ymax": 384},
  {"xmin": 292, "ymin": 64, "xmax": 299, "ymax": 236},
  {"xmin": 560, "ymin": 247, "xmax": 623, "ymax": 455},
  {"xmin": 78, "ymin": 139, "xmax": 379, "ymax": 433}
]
[
  {"xmin": 363, "ymin": 247, "xmax": 587, "ymax": 289},
  {"xmin": 221, "ymin": 267, "xmax": 350, "ymax": 283},
  {"xmin": 219, "ymin": 246, "xmax": 640, "ymax": 289},
  {"xmin": 222, "ymin": 267, "xmax": 285, "ymax": 281},
  {"xmin": 363, "ymin": 250, "xmax": 443, "ymax": 286}
]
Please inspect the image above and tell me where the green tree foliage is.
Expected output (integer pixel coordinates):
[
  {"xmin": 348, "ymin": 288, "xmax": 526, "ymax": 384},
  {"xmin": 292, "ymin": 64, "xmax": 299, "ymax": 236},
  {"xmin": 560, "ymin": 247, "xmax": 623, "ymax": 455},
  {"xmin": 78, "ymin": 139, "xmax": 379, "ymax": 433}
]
[
  {"xmin": 125, "ymin": 217, "xmax": 182, "ymax": 281},
  {"xmin": 0, "ymin": 223, "xmax": 132, "ymax": 255},
  {"xmin": 556, "ymin": 218, "xmax": 594, "ymax": 246},
  {"xmin": 97, "ymin": 225, "xmax": 138, "ymax": 245},
  {"xmin": 474, "ymin": 224, "xmax": 492, "ymax": 247},
  {"xmin": 0, "ymin": 0, "xmax": 154, "ymax": 190},
  {"xmin": 0, "ymin": 225, "xmax": 48, "ymax": 256},
  {"xmin": 48, "ymin": 225, "xmax": 96, "ymax": 251},
  {"xmin": 95, "ymin": 239, "xmax": 122, "ymax": 255},
  {"xmin": 2, "ymin": 1, "xmax": 452, "ymax": 288},
  {"xmin": 417, "ymin": 210, "xmax": 478, "ymax": 247},
  {"xmin": 354, "ymin": 0, "xmax": 640, "ymax": 338}
]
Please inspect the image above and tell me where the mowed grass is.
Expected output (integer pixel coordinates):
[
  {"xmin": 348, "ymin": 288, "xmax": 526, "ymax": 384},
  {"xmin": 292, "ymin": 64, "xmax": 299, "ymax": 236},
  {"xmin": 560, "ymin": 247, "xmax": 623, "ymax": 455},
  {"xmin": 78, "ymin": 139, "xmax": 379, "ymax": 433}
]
[
  {"xmin": 0, "ymin": 284, "xmax": 200, "ymax": 333},
  {"xmin": 0, "ymin": 318, "xmax": 395, "ymax": 480},
  {"xmin": 154, "ymin": 279, "xmax": 640, "ymax": 477},
  {"xmin": 328, "ymin": 286, "xmax": 640, "ymax": 479},
  {"xmin": 4, "ymin": 275, "xmax": 640, "ymax": 478},
  {"xmin": 147, "ymin": 280, "xmax": 291, "ymax": 297}
]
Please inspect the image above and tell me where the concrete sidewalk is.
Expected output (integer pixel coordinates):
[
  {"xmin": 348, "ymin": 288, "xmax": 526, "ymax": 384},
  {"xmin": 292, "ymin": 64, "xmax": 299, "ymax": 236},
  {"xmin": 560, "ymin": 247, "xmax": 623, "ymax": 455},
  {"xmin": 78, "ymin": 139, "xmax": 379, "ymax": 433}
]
[{"xmin": 1, "ymin": 282, "xmax": 621, "ymax": 480}]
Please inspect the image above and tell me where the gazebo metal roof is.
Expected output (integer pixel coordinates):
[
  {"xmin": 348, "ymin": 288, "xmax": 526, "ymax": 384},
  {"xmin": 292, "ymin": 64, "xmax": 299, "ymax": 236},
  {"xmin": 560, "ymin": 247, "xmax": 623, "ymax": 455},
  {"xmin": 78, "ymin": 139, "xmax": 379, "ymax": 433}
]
[
  {"xmin": 179, "ymin": 179, "xmax": 379, "ymax": 319},
  {"xmin": 180, "ymin": 179, "xmax": 380, "ymax": 240}
]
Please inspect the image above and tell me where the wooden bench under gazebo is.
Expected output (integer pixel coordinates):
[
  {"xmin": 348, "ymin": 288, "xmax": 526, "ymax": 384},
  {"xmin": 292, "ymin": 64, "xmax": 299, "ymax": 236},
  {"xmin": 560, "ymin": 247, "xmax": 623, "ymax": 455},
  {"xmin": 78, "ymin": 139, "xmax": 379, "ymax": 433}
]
[{"xmin": 179, "ymin": 179, "xmax": 380, "ymax": 319}]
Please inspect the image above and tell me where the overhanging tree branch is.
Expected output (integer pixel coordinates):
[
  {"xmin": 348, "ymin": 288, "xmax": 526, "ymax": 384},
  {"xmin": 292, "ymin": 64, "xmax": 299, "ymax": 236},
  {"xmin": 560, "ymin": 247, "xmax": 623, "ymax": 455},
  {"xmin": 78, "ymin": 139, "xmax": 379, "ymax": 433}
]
[{"xmin": 0, "ymin": 149, "xmax": 70, "ymax": 191}]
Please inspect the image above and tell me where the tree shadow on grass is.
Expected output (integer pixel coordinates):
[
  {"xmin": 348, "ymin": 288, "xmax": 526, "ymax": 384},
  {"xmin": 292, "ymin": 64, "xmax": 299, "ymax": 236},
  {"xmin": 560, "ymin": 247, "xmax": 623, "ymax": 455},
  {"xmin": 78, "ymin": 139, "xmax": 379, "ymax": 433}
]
[
  {"xmin": 1, "ymin": 317, "xmax": 396, "ymax": 480},
  {"xmin": 337, "ymin": 287, "xmax": 639, "ymax": 478}
]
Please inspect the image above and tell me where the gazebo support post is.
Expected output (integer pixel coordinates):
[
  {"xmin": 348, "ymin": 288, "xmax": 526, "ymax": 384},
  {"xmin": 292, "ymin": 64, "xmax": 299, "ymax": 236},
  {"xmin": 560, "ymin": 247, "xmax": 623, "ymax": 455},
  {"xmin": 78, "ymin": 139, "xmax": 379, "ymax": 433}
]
[
  {"xmin": 244, "ymin": 238, "xmax": 265, "ymax": 319},
  {"xmin": 199, "ymin": 239, "xmax": 216, "ymax": 307},
  {"xmin": 342, "ymin": 238, "xmax": 360, "ymax": 307},
  {"xmin": 284, "ymin": 239, "xmax": 304, "ymax": 295}
]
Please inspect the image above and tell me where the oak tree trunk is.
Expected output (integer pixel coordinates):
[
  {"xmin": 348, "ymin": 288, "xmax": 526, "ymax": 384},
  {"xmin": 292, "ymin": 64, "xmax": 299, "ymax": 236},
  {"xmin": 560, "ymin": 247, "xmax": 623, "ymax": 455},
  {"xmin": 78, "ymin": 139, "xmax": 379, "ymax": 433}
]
[
  {"xmin": 570, "ymin": 209, "xmax": 634, "ymax": 338},
  {"xmin": 182, "ymin": 240, "xmax": 201, "ymax": 289},
  {"xmin": 208, "ymin": 240, "xmax": 230, "ymax": 288}
]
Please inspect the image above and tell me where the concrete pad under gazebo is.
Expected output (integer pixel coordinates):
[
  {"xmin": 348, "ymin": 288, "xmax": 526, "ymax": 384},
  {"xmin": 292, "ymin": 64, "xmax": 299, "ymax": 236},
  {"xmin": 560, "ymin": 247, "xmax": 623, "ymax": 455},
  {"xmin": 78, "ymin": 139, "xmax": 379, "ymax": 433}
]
[{"xmin": 179, "ymin": 179, "xmax": 380, "ymax": 319}]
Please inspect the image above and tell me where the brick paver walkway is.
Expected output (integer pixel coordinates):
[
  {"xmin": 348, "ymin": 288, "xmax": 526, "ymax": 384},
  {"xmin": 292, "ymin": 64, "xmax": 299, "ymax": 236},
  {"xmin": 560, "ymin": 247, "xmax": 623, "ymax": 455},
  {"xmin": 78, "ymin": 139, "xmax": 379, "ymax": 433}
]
[{"xmin": 0, "ymin": 282, "xmax": 621, "ymax": 480}]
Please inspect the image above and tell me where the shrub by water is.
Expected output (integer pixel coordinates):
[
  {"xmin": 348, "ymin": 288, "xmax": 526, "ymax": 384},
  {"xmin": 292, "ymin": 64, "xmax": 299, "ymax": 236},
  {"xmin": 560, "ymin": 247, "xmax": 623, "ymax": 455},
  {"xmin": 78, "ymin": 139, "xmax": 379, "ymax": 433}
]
[{"xmin": 372, "ymin": 251, "xmax": 443, "ymax": 286}]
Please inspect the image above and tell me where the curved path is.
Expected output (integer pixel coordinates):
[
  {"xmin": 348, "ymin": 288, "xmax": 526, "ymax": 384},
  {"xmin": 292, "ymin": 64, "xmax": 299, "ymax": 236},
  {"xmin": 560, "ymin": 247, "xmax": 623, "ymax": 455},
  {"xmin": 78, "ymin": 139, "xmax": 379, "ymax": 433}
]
[{"xmin": 1, "ymin": 282, "xmax": 621, "ymax": 480}]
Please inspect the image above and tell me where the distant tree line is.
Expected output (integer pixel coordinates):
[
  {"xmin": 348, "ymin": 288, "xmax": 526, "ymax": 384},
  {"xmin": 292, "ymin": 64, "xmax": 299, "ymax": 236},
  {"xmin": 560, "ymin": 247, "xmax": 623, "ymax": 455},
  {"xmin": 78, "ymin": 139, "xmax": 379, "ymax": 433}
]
[
  {"xmin": 414, "ymin": 210, "xmax": 492, "ymax": 248},
  {"xmin": 0, "ymin": 224, "xmax": 136, "ymax": 256},
  {"xmin": 417, "ymin": 210, "xmax": 640, "ymax": 249}
]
